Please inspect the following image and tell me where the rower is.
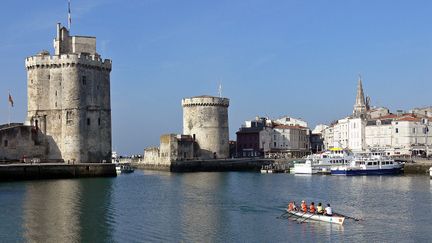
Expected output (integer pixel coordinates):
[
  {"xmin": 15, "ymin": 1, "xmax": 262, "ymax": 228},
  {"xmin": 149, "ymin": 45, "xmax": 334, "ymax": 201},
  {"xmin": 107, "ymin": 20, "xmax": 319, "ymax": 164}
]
[
  {"xmin": 316, "ymin": 202, "xmax": 324, "ymax": 214},
  {"xmin": 324, "ymin": 203, "xmax": 333, "ymax": 216},
  {"xmin": 301, "ymin": 200, "xmax": 307, "ymax": 213},
  {"xmin": 309, "ymin": 202, "xmax": 316, "ymax": 214},
  {"xmin": 292, "ymin": 201, "xmax": 298, "ymax": 211},
  {"xmin": 287, "ymin": 201, "xmax": 294, "ymax": 211}
]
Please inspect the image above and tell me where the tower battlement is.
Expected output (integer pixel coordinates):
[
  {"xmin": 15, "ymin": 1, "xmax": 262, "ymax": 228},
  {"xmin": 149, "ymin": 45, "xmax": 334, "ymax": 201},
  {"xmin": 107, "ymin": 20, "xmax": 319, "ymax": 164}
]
[
  {"xmin": 182, "ymin": 96, "xmax": 229, "ymax": 108},
  {"xmin": 25, "ymin": 54, "xmax": 111, "ymax": 70}
]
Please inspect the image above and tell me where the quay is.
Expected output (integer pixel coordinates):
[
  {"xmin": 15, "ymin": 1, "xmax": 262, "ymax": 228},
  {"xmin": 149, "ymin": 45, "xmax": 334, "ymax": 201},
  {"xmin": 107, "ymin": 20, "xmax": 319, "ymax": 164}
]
[
  {"xmin": 133, "ymin": 158, "xmax": 277, "ymax": 172},
  {"xmin": 402, "ymin": 159, "xmax": 432, "ymax": 174},
  {"xmin": 0, "ymin": 163, "xmax": 117, "ymax": 181}
]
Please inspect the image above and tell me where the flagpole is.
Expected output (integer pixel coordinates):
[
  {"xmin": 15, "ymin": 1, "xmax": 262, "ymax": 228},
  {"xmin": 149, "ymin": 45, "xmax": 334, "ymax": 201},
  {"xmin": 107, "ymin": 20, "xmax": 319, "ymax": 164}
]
[
  {"xmin": 8, "ymin": 90, "xmax": 10, "ymax": 126},
  {"xmin": 68, "ymin": 0, "xmax": 71, "ymax": 31}
]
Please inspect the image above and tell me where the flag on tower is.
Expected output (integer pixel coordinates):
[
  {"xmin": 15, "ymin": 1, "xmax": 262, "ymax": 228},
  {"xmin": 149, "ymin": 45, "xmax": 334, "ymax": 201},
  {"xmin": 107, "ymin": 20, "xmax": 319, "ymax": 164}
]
[
  {"xmin": 8, "ymin": 92, "xmax": 14, "ymax": 107},
  {"xmin": 68, "ymin": 0, "xmax": 72, "ymax": 30}
]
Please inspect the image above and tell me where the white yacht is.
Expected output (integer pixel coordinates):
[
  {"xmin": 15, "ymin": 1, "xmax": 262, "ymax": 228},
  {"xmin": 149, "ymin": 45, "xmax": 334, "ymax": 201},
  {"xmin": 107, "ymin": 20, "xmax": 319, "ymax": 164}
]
[
  {"xmin": 331, "ymin": 152, "xmax": 403, "ymax": 175},
  {"xmin": 293, "ymin": 148, "xmax": 352, "ymax": 174}
]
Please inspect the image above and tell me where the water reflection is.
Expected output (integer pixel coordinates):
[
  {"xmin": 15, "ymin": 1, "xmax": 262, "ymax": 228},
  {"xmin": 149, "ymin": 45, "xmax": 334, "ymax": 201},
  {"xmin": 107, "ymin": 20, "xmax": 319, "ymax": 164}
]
[{"xmin": 22, "ymin": 178, "xmax": 114, "ymax": 242}]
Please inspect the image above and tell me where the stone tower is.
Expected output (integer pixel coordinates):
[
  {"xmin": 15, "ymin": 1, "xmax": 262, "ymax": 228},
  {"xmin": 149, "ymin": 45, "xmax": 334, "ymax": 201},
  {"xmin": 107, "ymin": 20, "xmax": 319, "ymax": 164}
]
[
  {"xmin": 25, "ymin": 23, "xmax": 112, "ymax": 163},
  {"xmin": 353, "ymin": 76, "xmax": 367, "ymax": 117},
  {"xmin": 182, "ymin": 96, "xmax": 229, "ymax": 159}
]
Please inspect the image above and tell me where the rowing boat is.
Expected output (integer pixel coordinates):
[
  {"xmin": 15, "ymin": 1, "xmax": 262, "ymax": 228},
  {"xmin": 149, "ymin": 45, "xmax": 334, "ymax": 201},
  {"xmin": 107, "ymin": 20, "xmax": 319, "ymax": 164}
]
[{"xmin": 286, "ymin": 210, "xmax": 345, "ymax": 225}]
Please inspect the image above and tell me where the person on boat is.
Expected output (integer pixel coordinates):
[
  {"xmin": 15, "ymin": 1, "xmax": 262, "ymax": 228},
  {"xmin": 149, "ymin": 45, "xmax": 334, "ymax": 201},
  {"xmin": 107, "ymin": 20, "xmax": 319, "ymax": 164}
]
[
  {"xmin": 287, "ymin": 201, "xmax": 294, "ymax": 211},
  {"xmin": 324, "ymin": 203, "xmax": 333, "ymax": 216},
  {"xmin": 317, "ymin": 202, "xmax": 324, "ymax": 214},
  {"xmin": 309, "ymin": 202, "xmax": 316, "ymax": 214},
  {"xmin": 291, "ymin": 201, "xmax": 298, "ymax": 211},
  {"xmin": 301, "ymin": 200, "xmax": 307, "ymax": 213}
]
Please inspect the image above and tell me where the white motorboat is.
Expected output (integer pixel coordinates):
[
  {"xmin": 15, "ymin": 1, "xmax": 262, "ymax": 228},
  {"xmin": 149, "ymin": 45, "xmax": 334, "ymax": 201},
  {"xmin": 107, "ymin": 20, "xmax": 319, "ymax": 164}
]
[
  {"xmin": 331, "ymin": 152, "xmax": 403, "ymax": 176},
  {"xmin": 429, "ymin": 167, "xmax": 432, "ymax": 179},
  {"xmin": 293, "ymin": 148, "xmax": 352, "ymax": 174},
  {"xmin": 115, "ymin": 163, "xmax": 134, "ymax": 174},
  {"xmin": 286, "ymin": 210, "xmax": 345, "ymax": 225}
]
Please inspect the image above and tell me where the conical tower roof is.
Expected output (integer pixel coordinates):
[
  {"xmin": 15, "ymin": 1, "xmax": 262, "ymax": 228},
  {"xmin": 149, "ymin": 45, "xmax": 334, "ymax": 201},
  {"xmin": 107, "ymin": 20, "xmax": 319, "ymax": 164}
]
[{"xmin": 353, "ymin": 75, "xmax": 367, "ymax": 117}]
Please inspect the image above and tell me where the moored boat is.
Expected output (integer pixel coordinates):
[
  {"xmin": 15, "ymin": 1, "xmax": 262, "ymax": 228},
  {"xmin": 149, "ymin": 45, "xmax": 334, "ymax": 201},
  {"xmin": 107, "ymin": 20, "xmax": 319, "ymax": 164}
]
[
  {"xmin": 293, "ymin": 148, "xmax": 352, "ymax": 174},
  {"xmin": 331, "ymin": 152, "xmax": 403, "ymax": 176},
  {"xmin": 115, "ymin": 163, "xmax": 134, "ymax": 174},
  {"xmin": 429, "ymin": 167, "xmax": 432, "ymax": 179},
  {"xmin": 286, "ymin": 210, "xmax": 345, "ymax": 225}
]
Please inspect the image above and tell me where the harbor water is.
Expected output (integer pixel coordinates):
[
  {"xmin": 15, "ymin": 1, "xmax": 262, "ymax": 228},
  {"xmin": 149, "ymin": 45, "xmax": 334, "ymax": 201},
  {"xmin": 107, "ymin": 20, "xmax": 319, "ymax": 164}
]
[{"xmin": 0, "ymin": 171, "xmax": 431, "ymax": 242}]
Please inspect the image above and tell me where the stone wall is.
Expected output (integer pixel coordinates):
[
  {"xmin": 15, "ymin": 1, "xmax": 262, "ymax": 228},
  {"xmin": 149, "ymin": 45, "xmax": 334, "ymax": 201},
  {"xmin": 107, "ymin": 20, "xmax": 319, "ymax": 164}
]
[{"xmin": 0, "ymin": 125, "xmax": 50, "ymax": 161}]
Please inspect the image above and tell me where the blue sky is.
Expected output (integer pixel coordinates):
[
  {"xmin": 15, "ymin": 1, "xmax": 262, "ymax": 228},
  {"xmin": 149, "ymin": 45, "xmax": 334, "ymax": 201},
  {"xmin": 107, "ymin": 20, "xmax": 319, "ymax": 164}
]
[{"xmin": 1, "ymin": 0, "xmax": 431, "ymax": 155}]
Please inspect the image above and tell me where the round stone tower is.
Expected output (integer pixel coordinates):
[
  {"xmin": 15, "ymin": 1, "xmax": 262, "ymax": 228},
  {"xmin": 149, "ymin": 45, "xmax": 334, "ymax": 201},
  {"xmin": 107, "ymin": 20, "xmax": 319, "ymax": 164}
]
[
  {"xmin": 25, "ymin": 24, "xmax": 112, "ymax": 163},
  {"xmin": 182, "ymin": 95, "xmax": 229, "ymax": 159}
]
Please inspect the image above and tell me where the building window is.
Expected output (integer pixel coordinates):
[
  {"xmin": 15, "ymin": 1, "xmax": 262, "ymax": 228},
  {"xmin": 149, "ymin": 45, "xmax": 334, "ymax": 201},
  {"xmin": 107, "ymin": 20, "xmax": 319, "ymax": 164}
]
[
  {"xmin": 4, "ymin": 140, "xmax": 8, "ymax": 147},
  {"xmin": 98, "ymin": 118, "xmax": 101, "ymax": 126},
  {"xmin": 87, "ymin": 118, "xmax": 91, "ymax": 126},
  {"xmin": 274, "ymin": 142, "xmax": 276, "ymax": 147},
  {"xmin": 48, "ymin": 74, "xmax": 50, "ymax": 80},
  {"xmin": 82, "ymin": 76, "xmax": 87, "ymax": 85},
  {"xmin": 412, "ymin": 128, "xmax": 416, "ymax": 134},
  {"xmin": 395, "ymin": 128, "xmax": 399, "ymax": 133}
]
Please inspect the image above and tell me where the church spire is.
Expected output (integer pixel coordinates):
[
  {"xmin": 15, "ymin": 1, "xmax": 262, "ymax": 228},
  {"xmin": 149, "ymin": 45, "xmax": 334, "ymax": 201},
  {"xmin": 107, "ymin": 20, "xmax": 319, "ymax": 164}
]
[{"xmin": 353, "ymin": 74, "xmax": 367, "ymax": 117}]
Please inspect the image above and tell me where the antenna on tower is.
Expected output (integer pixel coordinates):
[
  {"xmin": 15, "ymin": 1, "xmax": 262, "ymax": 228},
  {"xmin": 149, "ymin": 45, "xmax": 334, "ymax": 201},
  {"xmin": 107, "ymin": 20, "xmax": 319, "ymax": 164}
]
[
  {"xmin": 218, "ymin": 82, "xmax": 222, "ymax": 98},
  {"xmin": 68, "ymin": 0, "xmax": 72, "ymax": 30}
]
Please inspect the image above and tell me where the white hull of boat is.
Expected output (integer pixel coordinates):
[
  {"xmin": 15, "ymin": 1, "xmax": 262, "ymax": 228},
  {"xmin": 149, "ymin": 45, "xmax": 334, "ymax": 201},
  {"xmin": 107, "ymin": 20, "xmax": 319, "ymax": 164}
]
[
  {"xmin": 286, "ymin": 210, "xmax": 345, "ymax": 225},
  {"xmin": 430, "ymin": 167, "xmax": 432, "ymax": 179},
  {"xmin": 293, "ymin": 164, "xmax": 319, "ymax": 174}
]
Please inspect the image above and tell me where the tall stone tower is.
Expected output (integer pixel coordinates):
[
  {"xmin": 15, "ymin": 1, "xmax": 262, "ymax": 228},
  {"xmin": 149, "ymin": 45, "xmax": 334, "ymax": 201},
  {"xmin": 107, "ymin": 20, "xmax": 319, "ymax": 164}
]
[
  {"xmin": 25, "ymin": 24, "xmax": 112, "ymax": 163},
  {"xmin": 353, "ymin": 76, "xmax": 367, "ymax": 118},
  {"xmin": 182, "ymin": 96, "xmax": 229, "ymax": 159}
]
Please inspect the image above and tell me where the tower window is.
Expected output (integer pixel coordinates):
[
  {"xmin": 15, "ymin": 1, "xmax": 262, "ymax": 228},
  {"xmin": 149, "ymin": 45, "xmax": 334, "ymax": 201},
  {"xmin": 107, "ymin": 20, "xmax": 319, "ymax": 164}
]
[
  {"xmin": 66, "ymin": 111, "xmax": 73, "ymax": 124},
  {"xmin": 48, "ymin": 75, "xmax": 50, "ymax": 80},
  {"xmin": 395, "ymin": 128, "xmax": 399, "ymax": 133},
  {"xmin": 98, "ymin": 118, "xmax": 101, "ymax": 126},
  {"xmin": 4, "ymin": 140, "xmax": 8, "ymax": 147},
  {"xmin": 82, "ymin": 76, "xmax": 87, "ymax": 85},
  {"xmin": 87, "ymin": 118, "xmax": 91, "ymax": 126}
]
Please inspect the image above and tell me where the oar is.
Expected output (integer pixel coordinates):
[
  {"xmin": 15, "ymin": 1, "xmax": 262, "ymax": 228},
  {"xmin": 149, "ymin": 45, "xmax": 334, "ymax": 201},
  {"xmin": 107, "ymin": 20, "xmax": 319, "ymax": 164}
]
[
  {"xmin": 276, "ymin": 211, "xmax": 289, "ymax": 219},
  {"xmin": 334, "ymin": 212, "xmax": 363, "ymax": 221},
  {"xmin": 292, "ymin": 211, "xmax": 307, "ymax": 221},
  {"xmin": 298, "ymin": 213, "xmax": 315, "ymax": 224}
]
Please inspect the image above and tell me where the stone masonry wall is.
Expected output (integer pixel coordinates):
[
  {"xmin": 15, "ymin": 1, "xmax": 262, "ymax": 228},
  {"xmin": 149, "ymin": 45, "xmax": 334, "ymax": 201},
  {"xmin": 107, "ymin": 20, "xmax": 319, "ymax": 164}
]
[{"xmin": 182, "ymin": 96, "xmax": 229, "ymax": 159}]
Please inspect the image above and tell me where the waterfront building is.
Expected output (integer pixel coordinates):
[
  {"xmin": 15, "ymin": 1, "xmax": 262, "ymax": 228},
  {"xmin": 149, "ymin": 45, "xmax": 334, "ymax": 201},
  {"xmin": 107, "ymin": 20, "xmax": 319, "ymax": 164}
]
[
  {"xmin": 365, "ymin": 113, "xmax": 431, "ymax": 156},
  {"xmin": 310, "ymin": 124, "xmax": 328, "ymax": 153},
  {"xmin": 322, "ymin": 77, "xmax": 431, "ymax": 156},
  {"xmin": 0, "ymin": 23, "xmax": 112, "ymax": 163},
  {"xmin": 236, "ymin": 117, "xmax": 272, "ymax": 157},
  {"xmin": 236, "ymin": 116, "xmax": 310, "ymax": 158}
]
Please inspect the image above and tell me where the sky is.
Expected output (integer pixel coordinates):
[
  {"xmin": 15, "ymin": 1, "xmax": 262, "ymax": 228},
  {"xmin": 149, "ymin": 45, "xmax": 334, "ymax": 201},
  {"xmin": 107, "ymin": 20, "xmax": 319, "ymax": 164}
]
[{"xmin": 0, "ymin": 0, "xmax": 431, "ymax": 155}]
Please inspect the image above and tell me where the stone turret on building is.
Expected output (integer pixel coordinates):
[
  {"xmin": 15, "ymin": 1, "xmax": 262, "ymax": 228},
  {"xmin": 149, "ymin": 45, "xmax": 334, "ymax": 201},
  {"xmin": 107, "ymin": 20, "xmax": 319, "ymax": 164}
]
[
  {"xmin": 353, "ymin": 76, "xmax": 367, "ymax": 118},
  {"xmin": 25, "ymin": 23, "xmax": 112, "ymax": 163}
]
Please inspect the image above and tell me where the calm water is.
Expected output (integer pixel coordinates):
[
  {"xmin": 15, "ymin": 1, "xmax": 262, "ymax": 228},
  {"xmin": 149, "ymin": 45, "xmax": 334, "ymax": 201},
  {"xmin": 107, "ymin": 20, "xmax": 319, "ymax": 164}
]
[{"xmin": 1, "ymin": 171, "xmax": 431, "ymax": 242}]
